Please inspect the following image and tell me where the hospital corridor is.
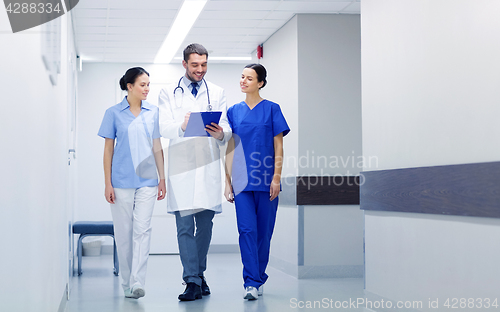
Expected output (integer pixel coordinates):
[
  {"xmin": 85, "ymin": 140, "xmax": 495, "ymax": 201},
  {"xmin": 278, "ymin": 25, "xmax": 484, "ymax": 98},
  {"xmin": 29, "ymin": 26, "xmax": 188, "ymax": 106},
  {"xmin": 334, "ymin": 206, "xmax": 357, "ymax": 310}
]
[{"xmin": 1, "ymin": 1, "xmax": 500, "ymax": 312}]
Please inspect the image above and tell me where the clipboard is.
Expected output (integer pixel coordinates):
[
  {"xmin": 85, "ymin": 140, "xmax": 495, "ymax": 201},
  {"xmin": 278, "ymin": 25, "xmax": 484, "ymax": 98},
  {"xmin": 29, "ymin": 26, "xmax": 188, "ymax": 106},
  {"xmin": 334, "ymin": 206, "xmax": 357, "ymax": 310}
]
[{"xmin": 184, "ymin": 111, "xmax": 222, "ymax": 137}]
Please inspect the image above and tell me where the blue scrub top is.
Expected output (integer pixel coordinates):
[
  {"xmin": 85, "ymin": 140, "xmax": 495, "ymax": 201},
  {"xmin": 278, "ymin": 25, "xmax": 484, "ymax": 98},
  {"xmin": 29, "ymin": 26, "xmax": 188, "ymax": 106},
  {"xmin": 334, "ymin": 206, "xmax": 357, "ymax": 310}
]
[
  {"xmin": 98, "ymin": 96, "xmax": 160, "ymax": 189},
  {"xmin": 227, "ymin": 99, "xmax": 290, "ymax": 192}
]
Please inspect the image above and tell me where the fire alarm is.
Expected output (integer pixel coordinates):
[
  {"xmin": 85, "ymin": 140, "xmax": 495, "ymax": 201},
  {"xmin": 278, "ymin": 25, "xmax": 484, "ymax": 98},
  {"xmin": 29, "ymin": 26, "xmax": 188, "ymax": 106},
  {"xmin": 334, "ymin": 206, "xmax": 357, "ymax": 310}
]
[{"xmin": 257, "ymin": 44, "xmax": 263, "ymax": 59}]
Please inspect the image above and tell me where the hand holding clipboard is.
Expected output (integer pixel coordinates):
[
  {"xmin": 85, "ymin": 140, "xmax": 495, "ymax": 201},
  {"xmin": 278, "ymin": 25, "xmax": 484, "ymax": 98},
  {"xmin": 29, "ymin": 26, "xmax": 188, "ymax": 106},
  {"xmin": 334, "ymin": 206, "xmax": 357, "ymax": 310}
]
[{"xmin": 184, "ymin": 111, "xmax": 223, "ymax": 138}]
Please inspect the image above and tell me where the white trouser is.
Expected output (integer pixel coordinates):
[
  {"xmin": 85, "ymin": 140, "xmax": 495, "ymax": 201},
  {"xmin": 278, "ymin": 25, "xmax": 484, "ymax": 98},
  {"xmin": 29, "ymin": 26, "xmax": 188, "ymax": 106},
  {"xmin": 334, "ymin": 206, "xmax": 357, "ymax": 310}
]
[{"xmin": 111, "ymin": 186, "xmax": 157, "ymax": 291}]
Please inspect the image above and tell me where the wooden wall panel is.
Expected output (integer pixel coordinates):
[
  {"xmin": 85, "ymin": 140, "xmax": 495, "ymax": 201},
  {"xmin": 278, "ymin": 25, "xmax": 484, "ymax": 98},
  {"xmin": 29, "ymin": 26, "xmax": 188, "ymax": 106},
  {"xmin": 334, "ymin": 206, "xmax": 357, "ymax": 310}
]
[
  {"xmin": 360, "ymin": 162, "xmax": 500, "ymax": 218},
  {"xmin": 296, "ymin": 176, "xmax": 360, "ymax": 205}
]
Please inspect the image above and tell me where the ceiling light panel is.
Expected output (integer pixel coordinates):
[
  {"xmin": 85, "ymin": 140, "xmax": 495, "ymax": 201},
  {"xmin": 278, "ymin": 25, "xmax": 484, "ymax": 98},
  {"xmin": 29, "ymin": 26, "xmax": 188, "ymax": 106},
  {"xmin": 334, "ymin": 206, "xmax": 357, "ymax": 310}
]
[
  {"xmin": 73, "ymin": 0, "xmax": 360, "ymax": 64},
  {"xmin": 107, "ymin": 9, "xmax": 177, "ymax": 19},
  {"xmin": 281, "ymin": 0, "xmax": 353, "ymax": 2},
  {"xmin": 190, "ymin": 27, "xmax": 273, "ymax": 36},
  {"xmin": 207, "ymin": 42, "xmax": 257, "ymax": 49},
  {"xmin": 72, "ymin": 9, "xmax": 108, "ymax": 18},
  {"xmin": 210, "ymin": 0, "xmax": 281, "ymax": 2},
  {"xmin": 204, "ymin": 1, "xmax": 282, "ymax": 11},
  {"xmin": 107, "ymin": 0, "xmax": 183, "ymax": 10},
  {"xmin": 186, "ymin": 34, "xmax": 266, "ymax": 42},
  {"xmin": 154, "ymin": 0, "xmax": 208, "ymax": 64},
  {"xmin": 213, "ymin": 49, "xmax": 256, "ymax": 55},
  {"xmin": 257, "ymin": 20, "xmax": 291, "ymax": 28},
  {"xmin": 194, "ymin": 19, "xmax": 262, "ymax": 28},
  {"xmin": 199, "ymin": 10, "xmax": 270, "ymax": 20},
  {"xmin": 74, "ymin": 18, "xmax": 107, "ymax": 27},
  {"xmin": 104, "ymin": 46, "xmax": 159, "ymax": 52},
  {"xmin": 74, "ymin": 0, "xmax": 107, "ymax": 9},
  {"xmin": 79, "ymin": 47, "xmax": 105, "ymax": 52},
  {"xmin": 342, "ymin": 2, "xmax": 361, "ymax": 12},
  {"xmin": 260, "ymin": 11, "xmax": 295, "ymax": 19},
  {"xmin": 103, "ymin": 57, "xmax": 154, "ymax": 63},
  {"xmin": 76, "ymin": 34, "xmax": 108, "ymax": 41},
  {"xmin": 105, "ymin": 34, "xmax": 166, "ymax": 41},
  {"xmin": 106, "ymin": 18, "xmax": 173, "ymax": 27},
  {"xmin": 77, "ymin": 41, "xmax": 107, "ymax": 48},
  {"xmin": 104, "ymin": 26, "xmax": 168, "ymax": 34},
  {"xmin": 277, "ymin": 1, "xmax": 351, "ymax": 11},
  {"xmin": 104, "ymin": 41, "xmax": 161, "ymax": 48},
  {"xmin": 75, "ymin": 26, "xmax": 107, "ymax": 34}
]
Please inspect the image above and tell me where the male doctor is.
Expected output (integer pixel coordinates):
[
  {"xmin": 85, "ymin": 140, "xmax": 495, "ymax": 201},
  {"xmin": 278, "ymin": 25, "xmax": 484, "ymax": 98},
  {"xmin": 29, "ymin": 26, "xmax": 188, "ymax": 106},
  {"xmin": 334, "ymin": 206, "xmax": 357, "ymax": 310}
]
[{"xmin": 158, "ymin": 43, "xmax": 231, "ymax": 301}]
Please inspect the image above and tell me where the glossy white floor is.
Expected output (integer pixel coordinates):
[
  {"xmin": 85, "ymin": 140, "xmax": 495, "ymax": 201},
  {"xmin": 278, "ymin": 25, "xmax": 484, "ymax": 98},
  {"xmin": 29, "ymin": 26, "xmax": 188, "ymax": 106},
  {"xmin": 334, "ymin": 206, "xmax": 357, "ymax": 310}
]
[{"xmin": 65, "ymin": 253, "xmax": 370, "ymax": 312}]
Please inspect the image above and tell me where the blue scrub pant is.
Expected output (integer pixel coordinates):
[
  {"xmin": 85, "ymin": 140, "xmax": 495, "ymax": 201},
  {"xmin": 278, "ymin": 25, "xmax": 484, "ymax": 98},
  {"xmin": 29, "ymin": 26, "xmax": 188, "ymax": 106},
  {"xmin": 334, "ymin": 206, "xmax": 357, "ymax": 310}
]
[
  {"xmin": 175, "ymin": 209, "xmax": 215, "ymax": 286},
  {"xmin": 234, "ymin": 191, "xmax": 278, "ymax": 288}
]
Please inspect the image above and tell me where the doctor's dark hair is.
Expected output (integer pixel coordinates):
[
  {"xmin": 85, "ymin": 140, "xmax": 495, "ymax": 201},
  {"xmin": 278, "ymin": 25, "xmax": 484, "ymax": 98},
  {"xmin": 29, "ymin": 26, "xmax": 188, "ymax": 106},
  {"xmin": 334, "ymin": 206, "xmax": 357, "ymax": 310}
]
[
  {"xmin": 245, "ymin": 63, "xmax": 267, "ymax": 89},
  {"xmin": 119, "ymin": 67, "xmax": 149, "ymax": 91},
  {"xmin": 183, "ymin": 43, "xmax": 209, "ymax": 62}
]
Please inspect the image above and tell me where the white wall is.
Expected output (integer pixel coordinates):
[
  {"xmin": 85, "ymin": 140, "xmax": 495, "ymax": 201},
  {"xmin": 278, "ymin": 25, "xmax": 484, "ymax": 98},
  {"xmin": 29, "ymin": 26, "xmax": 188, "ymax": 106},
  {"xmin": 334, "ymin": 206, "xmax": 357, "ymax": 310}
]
[
  {"xmin": 362, "ymin": 0, "xmax": 500, "ymax": 170},
  {"xmin": 260, "ymin": 16, "xmax": 299, "ymax": 178},
  {"xmin": 362, "ymin": 0, "xmax": 500, "ymax": 307},
  {"xmin": 304, "ymin": 206, "xmax": 363, "ymax": 267},
  {"xmin": 264, "ymin": 14, "xmax": 364, "ymax": 278},
  {"xmin": 0, "ymin": 11, "xmax": 76, "ymax": 312},
  {"xmin": 297, "ymin": 14, "xmax": 363, "ymax": 276},
  {"xmin": 261, "ymin": 16, "xmax": 301, "ymax": 274},
  {"xmin": 298, "ymin": 14, "xmax": 362, "ymax": 176},
  {"xmin": 76, "ymin": 62, "xmax": 245, "ymax": 251},
  {"xmin": 271, "ymin": 206, "xmax": 299, "ymax": 274}
]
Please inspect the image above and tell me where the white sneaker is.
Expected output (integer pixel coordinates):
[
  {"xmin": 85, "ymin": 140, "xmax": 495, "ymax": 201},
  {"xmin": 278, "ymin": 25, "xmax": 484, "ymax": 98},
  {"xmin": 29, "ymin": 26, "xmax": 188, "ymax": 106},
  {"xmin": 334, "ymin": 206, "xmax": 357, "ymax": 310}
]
[
  {"xmin": 257, "ymin": 285, "xmax": 263, "ymax": 296},
  {"xmin": 124, "ymin": 288, "xmax": 134, "ymax": 298},
  {"xmin": 243, "ymin": 286, "xmax": 258, "ymax": 300},
  {"xmin": 130, "ymin": 286, "xmax": 145, "ymax": 299}
]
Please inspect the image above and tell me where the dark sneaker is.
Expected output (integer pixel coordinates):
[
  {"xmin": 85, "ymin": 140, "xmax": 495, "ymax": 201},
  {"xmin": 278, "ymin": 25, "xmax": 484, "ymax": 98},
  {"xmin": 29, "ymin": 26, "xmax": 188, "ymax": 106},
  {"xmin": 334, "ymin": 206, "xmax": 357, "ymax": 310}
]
[
  {"xmin": 200, "ymin": 277, "xmax": 211, "ymax": 296},
  {"xmin": 178, "ymin": 282, "xmax": 202, "ymax": 301}
]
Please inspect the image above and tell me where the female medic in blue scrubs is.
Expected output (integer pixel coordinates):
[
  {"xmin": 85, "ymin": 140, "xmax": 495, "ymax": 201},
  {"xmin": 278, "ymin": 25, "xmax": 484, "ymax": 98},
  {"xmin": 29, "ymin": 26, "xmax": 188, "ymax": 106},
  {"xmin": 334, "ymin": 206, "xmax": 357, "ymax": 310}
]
[{"xmin": 224, "ymin": 64, "xmax": 290, "ymax": 300}]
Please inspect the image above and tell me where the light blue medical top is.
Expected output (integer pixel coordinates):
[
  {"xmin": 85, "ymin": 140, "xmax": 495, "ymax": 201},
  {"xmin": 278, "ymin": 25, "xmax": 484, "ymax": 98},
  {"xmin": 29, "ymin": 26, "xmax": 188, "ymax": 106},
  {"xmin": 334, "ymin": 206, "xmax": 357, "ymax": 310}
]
[
  {"xmin": 227, "ymin": 99, "xmax": 290, "ymax": 192},
  {"xmin": 98, "ymin": 96, "xmax": 160, "ymax": 189}
]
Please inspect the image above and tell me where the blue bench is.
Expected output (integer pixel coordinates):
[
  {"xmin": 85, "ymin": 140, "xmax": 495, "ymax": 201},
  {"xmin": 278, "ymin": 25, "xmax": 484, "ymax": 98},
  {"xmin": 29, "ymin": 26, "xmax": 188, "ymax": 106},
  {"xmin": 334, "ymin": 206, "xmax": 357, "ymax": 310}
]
[{"xmin": 73, "ymin": 221, "xmax": 119, "ymax": 276}]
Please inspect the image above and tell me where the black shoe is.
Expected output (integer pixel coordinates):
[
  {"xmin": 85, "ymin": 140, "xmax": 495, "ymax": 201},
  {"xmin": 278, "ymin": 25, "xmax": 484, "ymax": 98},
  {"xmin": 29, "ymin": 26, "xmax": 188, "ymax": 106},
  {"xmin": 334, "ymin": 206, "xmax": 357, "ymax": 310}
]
[
  {"xmin": 178, "ymin": 283, "xmax": 202, "ymax": 301},
  {"xmin": 200, "ymin": 277, "xmax": 211, "ymax": 296}
]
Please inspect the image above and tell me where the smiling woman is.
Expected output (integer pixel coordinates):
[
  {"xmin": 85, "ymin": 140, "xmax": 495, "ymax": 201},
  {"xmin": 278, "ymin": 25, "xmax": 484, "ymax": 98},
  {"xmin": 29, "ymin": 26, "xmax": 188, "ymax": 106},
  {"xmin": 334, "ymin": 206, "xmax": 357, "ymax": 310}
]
[
  {"xmin": 98, "ymin": 66, "xmax": 166, "ymax": 299},
  {"xmin": 119, "ymin": 70, "xmax": 150, "ymax": 117},
  {"xmin": 224, "ymin": 63, "xmax": 290, "ymax": 300}
]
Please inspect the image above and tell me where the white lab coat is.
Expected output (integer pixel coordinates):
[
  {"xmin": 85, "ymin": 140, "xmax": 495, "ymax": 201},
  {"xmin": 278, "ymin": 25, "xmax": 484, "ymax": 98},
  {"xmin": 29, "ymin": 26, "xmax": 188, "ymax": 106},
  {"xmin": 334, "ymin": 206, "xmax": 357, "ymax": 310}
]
[{"xmin": 158, "ymin": 78, "xmax": 231, "ymax": 214}]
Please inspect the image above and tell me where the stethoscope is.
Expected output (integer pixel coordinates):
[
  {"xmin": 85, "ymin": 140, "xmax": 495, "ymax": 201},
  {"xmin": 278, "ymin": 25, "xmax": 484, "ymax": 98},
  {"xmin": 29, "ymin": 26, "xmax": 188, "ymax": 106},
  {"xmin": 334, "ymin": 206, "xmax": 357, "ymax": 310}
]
[{"xmin": 173, "ymin": 77, "xmax": 212, "ymax": 111}]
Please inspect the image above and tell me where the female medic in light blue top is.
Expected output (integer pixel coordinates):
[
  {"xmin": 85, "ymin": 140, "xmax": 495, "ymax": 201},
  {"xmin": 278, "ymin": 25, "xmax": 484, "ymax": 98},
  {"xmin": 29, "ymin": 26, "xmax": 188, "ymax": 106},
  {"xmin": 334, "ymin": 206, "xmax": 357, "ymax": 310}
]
[
  {"xmin": 98, "ymin": 67, "xmax": 166, "ymax": 299},
  {"xmin": 224, "ymin": 63, "xmax": 290, "ymax": 300}
]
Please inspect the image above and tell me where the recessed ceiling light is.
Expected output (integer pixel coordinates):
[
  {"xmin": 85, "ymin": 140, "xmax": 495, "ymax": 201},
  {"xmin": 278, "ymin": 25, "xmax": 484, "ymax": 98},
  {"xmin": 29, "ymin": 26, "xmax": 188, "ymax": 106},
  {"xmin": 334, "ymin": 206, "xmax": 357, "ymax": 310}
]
[{"xmin": 154, "ymin": 0, "xmax": 207, "ymax": 64}]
